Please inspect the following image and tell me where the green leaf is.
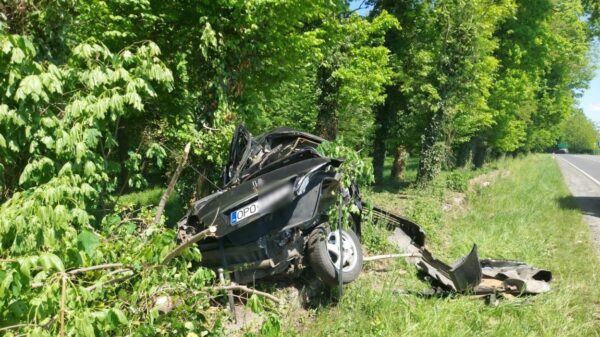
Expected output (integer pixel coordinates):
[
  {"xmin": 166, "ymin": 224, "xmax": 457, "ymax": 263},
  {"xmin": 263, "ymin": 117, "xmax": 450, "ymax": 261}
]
[
  {"xmin": 39, "ymin": 253, "xmax": 64, "ymax": 272},
  {"xmin": 75, "ymin": 316, "xmax": 95, "ymax": 337},
  {"xmin": 77, "ymin": 230, "xmax": 100, "ymax": 258},
  {"xmin": 15, "ymin": 75, "xmax": 43, "ymax": 102},
  {"xmin": 247, "ymin": 294, "xmax": 263, "ymax": 314},
  {"xmin": 109, "ymin": 307, "xmax": 128, "ymax": 325}
]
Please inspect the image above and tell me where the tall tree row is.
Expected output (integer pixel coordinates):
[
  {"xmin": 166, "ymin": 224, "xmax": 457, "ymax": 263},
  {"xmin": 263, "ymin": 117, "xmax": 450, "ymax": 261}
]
[{"xmin": 370, "ymin": 0, "xmax": 596, "ymax": 184}]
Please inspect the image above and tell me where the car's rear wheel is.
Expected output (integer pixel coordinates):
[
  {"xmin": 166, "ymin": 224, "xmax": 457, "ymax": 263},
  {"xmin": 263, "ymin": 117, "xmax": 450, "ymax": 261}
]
[{"xmin": 307, "ymin": 225, "xmax": 363, "ymax": 286}]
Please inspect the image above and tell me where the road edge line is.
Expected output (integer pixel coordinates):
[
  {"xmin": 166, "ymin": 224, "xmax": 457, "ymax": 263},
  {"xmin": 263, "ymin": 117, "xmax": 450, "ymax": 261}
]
[{"xmin": 556, "ymin": 156, "xmax": 600, "ymax": 187}]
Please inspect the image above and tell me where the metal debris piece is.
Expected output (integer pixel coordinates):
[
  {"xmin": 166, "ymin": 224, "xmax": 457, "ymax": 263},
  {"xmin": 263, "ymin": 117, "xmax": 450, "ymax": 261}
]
[{"xmin": 372, "ymin": 207, "xmax": 552, "ymax": 295}]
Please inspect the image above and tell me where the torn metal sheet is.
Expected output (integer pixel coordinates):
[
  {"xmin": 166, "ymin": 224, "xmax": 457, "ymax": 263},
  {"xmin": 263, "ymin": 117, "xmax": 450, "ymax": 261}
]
[{"xmin": 372, "ymin": 206, "xmax": 552, "ymax": 295}]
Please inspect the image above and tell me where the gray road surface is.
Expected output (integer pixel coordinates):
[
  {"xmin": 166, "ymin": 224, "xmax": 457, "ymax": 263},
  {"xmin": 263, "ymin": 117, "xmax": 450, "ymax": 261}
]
[{"xmin": 555, "ymin": 154, "xmax": 600, "ymax": 254}]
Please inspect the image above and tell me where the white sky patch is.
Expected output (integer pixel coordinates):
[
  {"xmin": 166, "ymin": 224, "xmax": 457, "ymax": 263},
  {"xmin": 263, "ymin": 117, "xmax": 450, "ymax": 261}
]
[{"xmin": 587, "ymin": 103, "xmax": 600, "ymax": 113}]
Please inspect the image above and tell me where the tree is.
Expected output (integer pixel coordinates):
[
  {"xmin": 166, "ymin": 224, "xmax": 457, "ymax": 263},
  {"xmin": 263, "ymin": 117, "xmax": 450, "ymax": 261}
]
[
  {"xmin": 558, "ymin": 109, "xmax": 598, "ymax": 153},
  {"xmin": 481, "ymin": 0, "xmax": 592, "ymax": 159},
  {"xmin": 314, "ymin": 11, "xmax": 398, "ymax": 148},
  {"xmin": 371, "ymin": 0, "xmax": 513, "ymax": 184}
]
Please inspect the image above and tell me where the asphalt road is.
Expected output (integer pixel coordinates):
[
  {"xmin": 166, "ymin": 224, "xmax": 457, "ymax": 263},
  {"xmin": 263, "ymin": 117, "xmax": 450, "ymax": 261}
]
[{"xmin": 555, "ymin": 154, "xmax": 600, "ymax": 254}]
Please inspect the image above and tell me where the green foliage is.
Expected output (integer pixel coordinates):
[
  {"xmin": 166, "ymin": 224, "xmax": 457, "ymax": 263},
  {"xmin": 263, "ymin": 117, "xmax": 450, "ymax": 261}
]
[
  {"xmin": 0, "ymin": 30, "xmax": 226, "ymax": 336},
  {"xmin": 445, "ymin": 170, "xmax": 470, "ymax": 193},
  {"xmin": 317, "ymin": 139, "xmax": 374, "ymax": 231},
  {"xmin": 1, "ymin": 0, "xmax": 599, "ymax": 335},
  {"xmin": 317, "ymin": 139, "xmax": 374, "ymax": 188},
  {"xmin": 0, "ymin": 203, "xmax": 224, "ymax": 336},
  {"xmin": 372, "ymin": 0, "xmax": 595, "ymax": 183},
  {"xmin": 486, "ymin": 0, "xmax": 592, "ymax": 154},
  {"xmin": 294, "ymin": 155, "xmax": 600, "ymax": 337},
  {"xmin": 314, "ymin": 11, "xmax": 398, "ymax": 147},
  {"xmin": 360, "ymin": 217, "xmax": 397, "ymax": 254},
  {"xmin": 558, "ymin": 109, "xmax": 599, "ymax": 153}
]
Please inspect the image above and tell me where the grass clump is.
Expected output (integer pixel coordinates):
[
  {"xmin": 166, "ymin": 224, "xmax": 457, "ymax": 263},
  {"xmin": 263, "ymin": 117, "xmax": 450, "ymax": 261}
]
[
  {"xmin": 444, "ymin": 170, "xmax": 471, "ymax": 192},
  {"xmin": 117, "ymin": 187, "xmax": 185, "ymax": 226},
  {"xmin": 287, "ymin": 154, "xmax": 600, "ymax": 337}
]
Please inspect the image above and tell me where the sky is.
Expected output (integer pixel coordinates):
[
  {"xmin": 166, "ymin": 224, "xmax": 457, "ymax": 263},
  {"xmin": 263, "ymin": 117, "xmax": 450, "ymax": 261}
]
[
  {"xmin": 349, "ymin": 1, "xmax": 600, "ymax": 125},
  {"xmin": 581, "ymin": 65, "xmax": 600, "ymax": 125}
]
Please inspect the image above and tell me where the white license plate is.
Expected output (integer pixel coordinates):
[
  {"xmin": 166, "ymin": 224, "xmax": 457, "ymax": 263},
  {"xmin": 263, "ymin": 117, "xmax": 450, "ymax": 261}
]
[{"xmin": 230, "ymin": 201, "xmax": 259, "ymax": 225}]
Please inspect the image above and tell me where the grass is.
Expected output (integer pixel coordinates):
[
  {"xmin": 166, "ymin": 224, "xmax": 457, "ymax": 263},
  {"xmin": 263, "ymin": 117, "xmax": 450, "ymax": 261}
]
[
  {"xmin": 285, "ymin": 154, "xmax": 600, "ymax": 337},
  {"xmin": 116, "ymin": 187, "xmax": 185, "ymax": 226}
]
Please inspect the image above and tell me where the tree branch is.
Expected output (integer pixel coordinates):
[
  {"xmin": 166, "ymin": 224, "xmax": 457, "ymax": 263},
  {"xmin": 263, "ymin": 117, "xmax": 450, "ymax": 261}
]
[
  {"xmin": 84, "ymin": 272, "xmax": 136, "ymax": 292},
  {"xmin": 0, "ymin": 323, "xmax": 30, "ymax": 333},
  {"xmin": 67, "ymin": 263, "xmax": 125, "ymax": 275},
  {"xmin": 215, "ymin": 284, "xmax": 281, "ymax": 304},
  {"xmin": 153, "ymin": 142, "xmax": 191, "ymax": 225},
  {"xmin": 363, "ymin": 253, "xmax": 421, "ymax": 262},
  {"xmin": 161, "ymin": 225, "xmax": 217, "ymax": 265},
  {"xmin": 60, "ymin": 274, "xmax": 66, "ymax": 337}
]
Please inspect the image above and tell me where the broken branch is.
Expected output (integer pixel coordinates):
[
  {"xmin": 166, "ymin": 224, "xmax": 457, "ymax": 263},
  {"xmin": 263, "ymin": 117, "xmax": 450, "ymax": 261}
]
[
  {"xmin": 215, "ymin": 284, "xmax": 281, "ymax": 304},
  {"xmin": 60, "ymin": 274, "xmax": 66, "ymax": 337},
  {"xmin": 84, "ymin": 272, "xmax": 136, "ymax": 292},
  {"xmin": 67, "ymin": 263, "xmax": 125, "ymax": 275},
  {"xmin": 154, "ymin": 142, "xmax": 191, "ymax": 225},
  {"xmin": 161, "ymin": 225, "xmax": 217, "ymax": 265},
  {"xmin": 363, "ymin": 253, "xmax": 422, "ymax": 262},
  {"xmin": 0, "ymin": 323, "xmax": 30, "ymax": 333}
]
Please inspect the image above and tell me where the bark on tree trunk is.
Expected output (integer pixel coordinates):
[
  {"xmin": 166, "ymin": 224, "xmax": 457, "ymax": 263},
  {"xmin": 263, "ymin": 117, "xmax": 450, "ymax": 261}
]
[
  {"xmin": 472, "ymin": 137, "xmax": 488, "ymax": 168},
  {"xmin": 417, "ymin": 110, "xmax": 445, "ymax": 185},
  {"xmin": 315, "ymin": 65, "xmax": 339, "ymax": 140},
  {"xmin": 391, "ymin": 145, "xmax": 407, "ymax": 180},
  {"xmin": 456, "ymin": 141, "xmax": 473, "ymax": 168}
]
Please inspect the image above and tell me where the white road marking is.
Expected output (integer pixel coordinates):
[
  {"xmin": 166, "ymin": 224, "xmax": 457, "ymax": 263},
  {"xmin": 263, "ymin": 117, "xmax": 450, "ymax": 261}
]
[{"xmin": 557, "ymin": 156, "xmax": 600, "ymax": 187}]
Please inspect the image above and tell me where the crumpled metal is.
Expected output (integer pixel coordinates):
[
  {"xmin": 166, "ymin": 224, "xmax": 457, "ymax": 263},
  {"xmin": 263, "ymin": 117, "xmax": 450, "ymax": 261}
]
[{"xmin": 372, "ymin": 207, "xmax": 552, "ymax": 295}]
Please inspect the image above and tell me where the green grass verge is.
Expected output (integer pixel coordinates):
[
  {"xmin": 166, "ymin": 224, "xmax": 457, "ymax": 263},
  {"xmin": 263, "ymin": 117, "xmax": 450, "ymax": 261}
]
[
  {"xmin": 116, "ymin": 187, "xmax": 185, "ymax": 226},
  {"xmin": 288, "ymin": 154, "xmax": 600, "ymax": 337}
]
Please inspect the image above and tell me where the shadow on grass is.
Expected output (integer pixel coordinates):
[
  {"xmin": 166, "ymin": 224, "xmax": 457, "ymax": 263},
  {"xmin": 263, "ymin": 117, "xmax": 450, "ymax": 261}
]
[
  {"xmin": 557, "ymin": 196, "xmax": 600, "ymax": 218},
  {"xmin": 372, "ymin": 178, "xmax": 412, "ymax": 193},
  {"xmin": 372, "ymin": 156, "xmax": 419, "ymax": 193}
]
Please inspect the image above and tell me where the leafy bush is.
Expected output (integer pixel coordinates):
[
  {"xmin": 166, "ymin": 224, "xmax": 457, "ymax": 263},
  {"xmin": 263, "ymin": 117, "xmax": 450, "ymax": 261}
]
[
  {"xmin": 0, "ymin": 31, "xmax": 227, "ymax": 336},
  {"xmin": 445, "ymin": 170, "xmax": 470, "ymax": 193},
  {"xmin": 317, "ymin": 139, "xmax": 374, "ymax": 188}
]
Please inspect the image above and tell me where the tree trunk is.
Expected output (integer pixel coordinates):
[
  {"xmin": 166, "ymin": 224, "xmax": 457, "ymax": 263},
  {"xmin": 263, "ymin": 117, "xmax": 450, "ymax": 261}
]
[
  {"xmin": 472, "ymin": 137, "xmax": 487, "ymax": 168},
  {"xmin": 391, "ymin": 145, "xmax": 407, "ymax": 180},
  {"xmin": 455, "ymin": 141, "xmax": 473, "ymax": 168},
  {"xmin": 416, "ymin": 110, "xmax": 445, "ymax": 185},
  {"xmin": 315, "ymin": 65, "xmax": 339, "ymax": 140},
  {"xmin": 372, "ymin": 106, "xmax": 388, "ymax": 185}
]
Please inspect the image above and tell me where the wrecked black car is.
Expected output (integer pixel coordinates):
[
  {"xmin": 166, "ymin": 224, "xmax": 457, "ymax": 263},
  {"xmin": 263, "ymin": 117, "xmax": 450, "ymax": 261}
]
[
  {"xmin": 176, "ymin": 125, "xmax": 552, "ymax": 295},
  {"xmin": 177, "ymin": 125, "xmax": 364, "ymax": 285}
]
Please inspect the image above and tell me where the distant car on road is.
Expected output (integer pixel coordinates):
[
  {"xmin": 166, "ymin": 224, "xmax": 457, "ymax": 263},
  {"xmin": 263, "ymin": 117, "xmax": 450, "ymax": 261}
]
[{"xmin": 556, "ymin": 148, "xmax": 569, "ymax": 154}]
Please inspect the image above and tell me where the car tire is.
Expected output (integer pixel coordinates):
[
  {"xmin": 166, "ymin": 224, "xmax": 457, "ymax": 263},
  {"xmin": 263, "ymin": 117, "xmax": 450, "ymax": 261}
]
[{"xmin": 307, "ymin": 224, "xmax": 363, "ymax": 286}]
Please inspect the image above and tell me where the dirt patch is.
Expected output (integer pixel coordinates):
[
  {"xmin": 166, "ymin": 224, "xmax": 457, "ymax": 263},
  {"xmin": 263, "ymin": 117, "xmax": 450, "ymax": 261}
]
[
  {"xmin": 224, "ymin": 305, "xmax": 265, "ymax": 336},
  {"xmin": 443, "ymin": 169, "xmax": 510, "ymax": 213},
  {"xmin": 469, "ymin": 169, "xmax": 510, "ymax": 191},
  {"xmin": 224, "ymin": 272, "xmax": 338, "ymax": 335},
  {"xmin": 442, "ymin": 192, "xmax": 466, "ymax": 212}
]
